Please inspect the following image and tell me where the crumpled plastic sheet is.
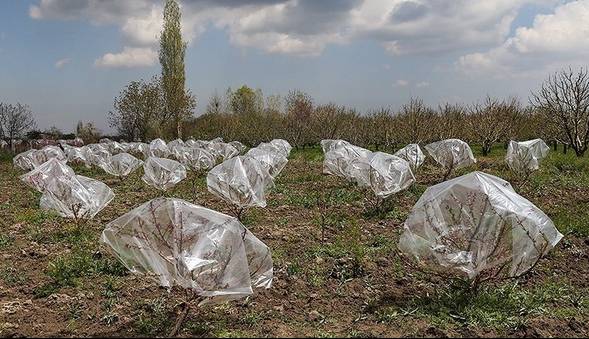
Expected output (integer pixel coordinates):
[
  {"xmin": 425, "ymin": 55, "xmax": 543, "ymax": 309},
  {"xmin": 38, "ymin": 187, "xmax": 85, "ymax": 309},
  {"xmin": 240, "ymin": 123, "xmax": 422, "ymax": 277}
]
[
  {"xmin": 149, "ymin": 138, "xmax": 170, "ymax": 158},
  {"xmin": 20, "ymin": 158, "xmax": 114, "ymax": 219},
  {"xmin": 142, "ymin": 157, "xmax": 187, "ymax": 191},
  {"xmin": 0, "ymin": 140, "xmax": 7, "ymax": 149},
  {"xmin": 321, "ymin": 139, "xmax": 373, "ymax": 180},
  {"xmin": 207, "ymin": 156, "xmax": 274, "ymax": 208},
  {"xmin": 167, "ymin": 139, "xmax": 186, "ymax": 154},
  {"xmin": 505, "ymin": 139, "xmax": 550, "ymax": 175},
  {"xmin": 101, "ymin": 197, "xmax": 273, "ymax": 303},
  {"xmin": 368, "ymin": 152, "xmax": 415, "ymax": 198},
  {"xmin": 107, "ymin": 141, "xmax": 126, "ymax": 154},
  {"xmin": 398, "ymin": 171, "xmax": 563, "ymax": 279},
  {"xmin": 205, "ymin": 142, "xmax": 240, "ymax": 162},
  {"xmin": 425, "ymin": 139, "xmax": 476, "ymax": 170},
  {"xmin": 181, "ymin": 147, "xmax": 217, "ymax": 172},
  {"xmin": 229, "ymin": 141, "xmax": 247, "ymax": 154},
  {"xmin": 13, "ymin": 146, "xmax": 67, "ymax": 171},
  {"xmin": 13, "ymin": 149, "xmax": 40, "ymax": 171},
  {"xmin": 63, "ymin": 145, "xmax": 88, "ymax": 164},
  {"xmin": 126, "ymin": 142, "xmax": 150, "ymax": 158},
  {"xmin": 100, "ymin": 138, "xmax": 112, "ymax": 144},
  {"xmin": 245, "ymin": 147, "xmax": 288, "ymax": 178},
  {"xmin": 83, "ymin": 144, "xmax": 112, "ymax": 167},
  {"xmin": 394, "ymin": 143, "xmax": 425, "ymax": 171},
  {"xmin": 40, "ymin": 145, "xmax": 67, "ymax": 163},
  {"xmin": 100, "ymin": 153, "xmax": 144, "ymax": 178},
  {"xmin": 269, "ymin": 139, "xmax": 292, "ymax": 157}
]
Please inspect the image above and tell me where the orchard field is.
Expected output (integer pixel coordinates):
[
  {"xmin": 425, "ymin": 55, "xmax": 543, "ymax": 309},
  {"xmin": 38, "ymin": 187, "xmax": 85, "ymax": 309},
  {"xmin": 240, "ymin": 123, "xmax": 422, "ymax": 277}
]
[{"xmin": 0, "ymin": 144, "xmax": 588, "ymax": 338}]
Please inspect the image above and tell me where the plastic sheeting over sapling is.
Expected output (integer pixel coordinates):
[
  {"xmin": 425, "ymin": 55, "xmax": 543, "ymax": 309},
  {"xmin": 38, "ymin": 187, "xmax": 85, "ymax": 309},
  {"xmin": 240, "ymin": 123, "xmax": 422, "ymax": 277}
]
[{"xmin": 399, "ymin": 171, "xmax": 562, "ymax": 281}]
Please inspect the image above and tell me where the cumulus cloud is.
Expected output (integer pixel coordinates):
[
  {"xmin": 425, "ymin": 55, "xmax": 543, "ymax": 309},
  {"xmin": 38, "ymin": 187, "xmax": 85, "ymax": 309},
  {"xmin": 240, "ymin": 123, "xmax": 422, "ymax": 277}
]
[
  {"xmin": 94, "ymin": 47, "xmax": 158, "ymax": 68},
  {"xmin": 459, "ymin": 0, "xmax": 589, "ymax": 76},
  {"xmin": 54, "ymin": 58, "xmax": 71, "ymax": 69},
  {"xmin": 29, "ymin": 0, "xmax": 583, "ymax": 72}
]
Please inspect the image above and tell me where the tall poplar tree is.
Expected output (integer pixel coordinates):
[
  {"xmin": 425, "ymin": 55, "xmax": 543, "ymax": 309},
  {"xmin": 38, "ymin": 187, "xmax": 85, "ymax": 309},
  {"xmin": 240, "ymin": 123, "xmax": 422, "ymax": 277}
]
[{"xmin": 159, "ymin": 0, "xmax": 195, "ymax": 139}]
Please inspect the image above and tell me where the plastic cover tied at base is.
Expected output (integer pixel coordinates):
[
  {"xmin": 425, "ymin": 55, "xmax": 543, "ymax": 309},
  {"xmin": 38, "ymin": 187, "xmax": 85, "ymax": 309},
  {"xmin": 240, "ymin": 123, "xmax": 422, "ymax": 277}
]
[
  {"xmin": 245, "ymin": 146, "xmax": 288, "ymax": 178},
  {"xmin": 394, "ymin": 143, "xmax": 426, "ymax": 171},
  {"xmin": 205, "ymin": 142, "xmax": 240, "ymax": 163},
  {"xmin": 101, "ymin": 197, "xmax": 272, "ymax": 304},
  {"xmin": 321, "ymin": 139, "xmax": 373, "ymax": 181},
  {"xmin": 142, "ymin": 157, "xmax": 187, "ymax": 191},
  {"xmin": 63, "ymin": 145, "xmax": 87, "ymax": 164},
  {"xmin": 100, "ymin": 153, "xmax": 143, "ymax": 178},
  {"xmin": 369, "ymin": 152, "xmax": 415, "ymax": 198},
  {"xmin": 13, "ymin": 146, "xmax": 67, "ymax": 171},
  {"xmin": 268, "ymin": 139, "xmax": 292, "ymax": 157},
  {"xmin": 181, "ymin": 147, "xmax": 216, "ymax": 172},
  {"xmin": 20, "ymin": 158, "xmax": 114, "ymax": 219},
  {"xmin": 505, "ymin": 139, "xmax": 550, "ymax": 176},
  {"xmin": 149, "ymin": 138, "xmax": 170, "ymax": 158},
  {"xmin": 425, "ymin": 139, "xmax": 476, "ymax": 170},
  {"xmin": 207, "ymin": 156, "xmax": 274, "ymax": 208},
  {"xmin": 398, "ymin": 171, "xmax": 563, "ymax": 280},
  {"xmin": 229, "ymin": 141, "xmax": 247, "ymax": 154},
  {"xmin": 83, "ymin": 144, "xmax": 112, "ymax": 167}
]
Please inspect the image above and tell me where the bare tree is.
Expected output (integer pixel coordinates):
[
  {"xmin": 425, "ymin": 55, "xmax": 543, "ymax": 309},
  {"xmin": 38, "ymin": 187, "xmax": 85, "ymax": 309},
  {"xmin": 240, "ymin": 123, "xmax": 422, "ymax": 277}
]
[
  {"xmin": 467, "ymin": 97, "xmax": 521, "ymax": 156},
  {"xmin": 531, "ymin": 67, "xmax": 589, "ymax": 156},
  {"xmin": 285, "ymin": 90, "xmax": 314, "ymax": 148},
  {"xmin": 0, "ymin": 103, "xmax": 37, "ymax": 150},
  {"xmin": 397, "ymin": 97, "xmax": 436, "ymax": 144}
]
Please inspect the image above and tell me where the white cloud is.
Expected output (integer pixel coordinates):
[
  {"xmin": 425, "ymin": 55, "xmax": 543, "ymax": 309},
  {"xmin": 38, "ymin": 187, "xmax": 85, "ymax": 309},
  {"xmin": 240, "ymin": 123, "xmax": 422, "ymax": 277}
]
[
  {"xmin": 29, "ymin": 0, "xmax": 579, "ymax": 68},
  {"xmin": 55, "ymin": 58, "xmax": 71, "ymax": 69},
  {"xmin": 394, "ymin": 79, "xmax": 409, "ymax": 87},
  {"xmin": 94, "ymin": 47, "xmax": 157, "ymax": 68},
  {"xmin": 459, "ymin": 0, "xmax": 589, "ymax": 76},
  {"xmin": 416, "ymin": 81, "xmax": 429, "ymax": 88}
]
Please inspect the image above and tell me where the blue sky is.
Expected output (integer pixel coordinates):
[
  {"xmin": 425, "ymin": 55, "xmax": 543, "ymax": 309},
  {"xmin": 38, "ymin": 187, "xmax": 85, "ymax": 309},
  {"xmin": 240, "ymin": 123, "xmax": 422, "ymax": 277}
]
[{"xmin": 0, "ymin": 0, "xmax": 587, "ymax": 133}]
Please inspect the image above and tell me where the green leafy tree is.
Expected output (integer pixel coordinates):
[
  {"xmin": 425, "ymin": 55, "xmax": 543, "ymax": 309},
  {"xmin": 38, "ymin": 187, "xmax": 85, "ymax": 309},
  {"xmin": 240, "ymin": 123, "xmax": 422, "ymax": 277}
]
[
  {"xmin": 108, "ymin": 77, "xmax": 163, "ymax": 141},
  {"xmin": 159, "ymin": 0, "xmax": 196, "ymax": 139}
]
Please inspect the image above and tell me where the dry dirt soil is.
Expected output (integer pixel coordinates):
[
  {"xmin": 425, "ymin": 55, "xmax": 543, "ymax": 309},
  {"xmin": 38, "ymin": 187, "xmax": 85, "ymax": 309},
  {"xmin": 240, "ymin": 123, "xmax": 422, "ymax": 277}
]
[{"xmin": 0, "ymin": 145, "xmax": 588, "ymax": 337}]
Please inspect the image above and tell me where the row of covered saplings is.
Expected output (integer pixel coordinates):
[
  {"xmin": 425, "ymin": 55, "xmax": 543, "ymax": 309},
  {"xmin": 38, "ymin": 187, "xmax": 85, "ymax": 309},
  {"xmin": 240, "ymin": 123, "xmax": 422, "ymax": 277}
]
[
  {"xmin": 321, "ymin": 137, "xmax": 561, "ymax": 286},
  {"xmin": 13, "ymin": 137, "xmax": 292, "ymax": 336},
  {"xmin": 13, "ymin": 136, "xmax": 554, "ymax": 333}
]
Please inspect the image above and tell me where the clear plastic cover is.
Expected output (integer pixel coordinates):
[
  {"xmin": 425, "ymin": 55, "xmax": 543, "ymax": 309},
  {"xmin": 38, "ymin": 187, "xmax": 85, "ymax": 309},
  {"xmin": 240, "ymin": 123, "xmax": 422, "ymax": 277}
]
[
  {"xmin": 368, "ymin": 152, "xmax": 415, "ymax": 198},
  {"xmin": 149, "ymin": 138, "xmax": 170, "ymax": 158},
  {"xmin": 83, "ymin": 144, "xmax": 112, "ymax": 168},
  {"xmin": 425, "ymin": 139, "xmax": 476, "ymax": 170},
  {"xmin": 245, "ymin": 147, "xmax": 288, "ymax": 178},
  {"xmin": 505, "ymin": 139, "xmax": 550, "ymax": 175},
  {"xmin": 207, "ymin": 156, "xmax": 274, "ymax": 208},
  {"xmin": 398, "ymin": 171, "xmax": 563, "ymax": 279},
  {"xmin": 20, "ymin": 158, "xmax": 114, "ymax": 219},
  {"xmin": 100, "ymin": 197, "xmax": 273, "ymax": 303},
  {"xmin": 269, "ymin": 139, "xmax": 292, "ymax": 157},
  {"xmin": 63, "ymin": 145, "xmax": 88, "ymax": 165},
  {"xmin": 229, "ymin": 141, "xmax": 247, "ymax": 154},
  {"xmin": 181, "ymin": 147, "xmax": 217, "ymax": 172},
  {"xmin": 100, "ymin": 153, "xmax": 144, "ymax": 178},
  {"xmin": 394, "ymin": 143, "xmax": 426, "ymax": 171},
  {"xmin": 205, "ymin": 142, "xmax": 240, "ymax": 163},
  {"xmin": 321, "ymin": 139, "xmax": 373, "ymax": 180},
  {"xmin": 142, "ymin": 157, "xmax": 187, "ymax": 191}
]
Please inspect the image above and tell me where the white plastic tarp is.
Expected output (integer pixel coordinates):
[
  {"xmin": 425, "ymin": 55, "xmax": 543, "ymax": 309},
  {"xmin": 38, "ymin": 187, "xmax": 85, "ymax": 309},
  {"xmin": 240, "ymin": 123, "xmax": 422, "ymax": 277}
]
[
  {"xmin": 398, "ymin": 171, "xmax": 563, "ymax": 279},
  {"xmin": 207, "ymin": 156, "xmax": 274, "ymax": 208},
  {"xmin": 425, "ymin": 139, "xmax": 476, "ymax": 170},
  {"xmin": 101, "ymin": 197, "xmax": 273, "ymax": 303},
  {"xmin": 142, "ymin": 157, "xmax": 187, "ymax": 191}
]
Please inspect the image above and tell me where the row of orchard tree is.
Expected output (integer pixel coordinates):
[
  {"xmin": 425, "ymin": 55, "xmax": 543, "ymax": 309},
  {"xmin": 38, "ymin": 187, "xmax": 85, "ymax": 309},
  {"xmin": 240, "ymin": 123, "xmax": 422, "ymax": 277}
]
[{"xmin": 109, "ymin": 66, "xmax": 589, "ymax": 157}]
